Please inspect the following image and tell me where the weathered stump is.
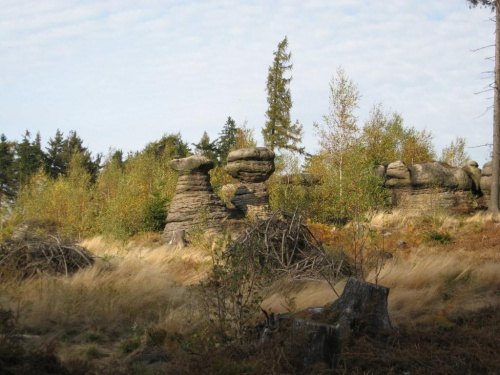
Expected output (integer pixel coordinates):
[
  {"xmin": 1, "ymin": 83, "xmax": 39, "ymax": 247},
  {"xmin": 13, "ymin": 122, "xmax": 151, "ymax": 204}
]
[
  {"xmin": 328, "ymin": 277, "xmax": 392, "ymax": 338},
  {"xmin": 294, "ymin": 277, "xmax": 392, "ymax": 368}
]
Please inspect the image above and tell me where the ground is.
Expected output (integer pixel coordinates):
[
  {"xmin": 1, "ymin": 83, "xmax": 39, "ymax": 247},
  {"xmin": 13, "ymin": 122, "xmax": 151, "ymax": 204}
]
[{"xmin": 0, "ymin": 210, "xmax": 499, "ymax": 374}]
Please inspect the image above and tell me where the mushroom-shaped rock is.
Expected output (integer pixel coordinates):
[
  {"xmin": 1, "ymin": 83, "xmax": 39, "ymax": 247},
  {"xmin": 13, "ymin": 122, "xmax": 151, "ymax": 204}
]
[
  {"xmin": 225, "ymin": 147, "xmax": 275, "ymax": 217},
  {"xmin": 225, "ymin": 147, "xmax": 275, "ymax": 183},
  {"xmin": 169, "ymin": 155, "xmax": 214, "ymax": 175},
  {"xmin": 162, "ymin": 156, "xmax": 228, "ymax": 242}
]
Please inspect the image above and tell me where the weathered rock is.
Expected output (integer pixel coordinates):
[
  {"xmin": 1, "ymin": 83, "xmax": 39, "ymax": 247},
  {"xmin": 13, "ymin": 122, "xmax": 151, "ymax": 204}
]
[
  {"xmin": 169, "ymin": 155, "xmax": 214, "ymax": 175},
  {"xmin": 385, "ymin": 161, "xmax": 410, "ymax": 188},
  {"xmin": 231, "ymin": 183, "xmax": 271, "ymax": 217},
  {"xmin": 462, "ymin": 160, "xmax": 481, "ymax": 194},
  {"xmin": 225, "ymin": 147, "xmax": 275, "ymax": 217},
  {"xmin": 409, "ymin": 162, "xmax": 471, "ymax": 189},
  {"xmin": 163, "ymin": 156, "xmax": 228, "ymax": 240},
  {"xmin": 225, "ymin": 147, "xmax": 275, "ymax": 183},
  {"xmin": 480, "ymin": 161, "xmax": 499, "ymax": 206}
]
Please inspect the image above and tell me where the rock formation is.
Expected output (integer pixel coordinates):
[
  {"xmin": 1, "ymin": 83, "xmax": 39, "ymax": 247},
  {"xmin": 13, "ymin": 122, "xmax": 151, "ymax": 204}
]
[
  {"xmin": 479, "ymin": 161, "xmax": 498, "ymax": 206},
  {"xmin": 225, "ymin": 147, "xmax": 275, "ymax": 218},
  {"xmin": 162, "ymin": 155, "xmax": 228, "ymax": 243},
  {"xmin": 378, "ymin": 161, "xmax": 479, "ymax": 212}
]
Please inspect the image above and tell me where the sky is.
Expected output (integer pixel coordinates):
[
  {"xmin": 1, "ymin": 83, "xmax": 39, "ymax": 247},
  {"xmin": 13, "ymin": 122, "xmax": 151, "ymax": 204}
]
[{"xmin": 0, "ymin": 0, "xmax": 496, "ymax": 165}]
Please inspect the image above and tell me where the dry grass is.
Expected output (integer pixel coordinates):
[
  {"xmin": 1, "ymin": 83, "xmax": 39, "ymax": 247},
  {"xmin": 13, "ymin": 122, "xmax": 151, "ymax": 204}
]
[{"xmin": 0, "ymin": 212, "xmax": 499, "ymax": 373}]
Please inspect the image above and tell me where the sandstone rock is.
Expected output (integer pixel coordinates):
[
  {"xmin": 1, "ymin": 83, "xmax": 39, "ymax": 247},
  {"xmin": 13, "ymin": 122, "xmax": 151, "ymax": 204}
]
[
  {"xmin": 480, "ymin": 161, "xmax": 499, "ymax": 207},
  {"xmin": 231, "ymin": 183, "xmax": 270, "ymax": 216},
  {"xmin": 225, "ymin": 147, "xmax": 275, "ymax": 217},
  {"xmin": 225, "ymin": 147, "xmax": 275, "ymax": 183},
  {"xmin": 385, "ymin": 161, "xmax": 410, "ymax": 188},
  {"xmin": 163, "ymin": 156, "xmax": 228, "ymax": 241},
  {"xmin": 462, "ymin": 160, "xmax": 481, "ymax": 194},
  {"xmin": 409, "ymin": 162, "xmax": 470, "ymax": 189},
  {"xmin": 169, "ymin": 155, "xmax": 214, "ymax": 175},
  {"xmin": 386, "ymin": 160, "xmax": 409, "ymax": 179}
]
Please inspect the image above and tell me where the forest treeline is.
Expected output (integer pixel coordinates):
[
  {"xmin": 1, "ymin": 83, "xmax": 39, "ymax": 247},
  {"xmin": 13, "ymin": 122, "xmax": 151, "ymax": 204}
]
[{"xmin": 0, "ymin": 38, "xmax": 471, "ymax": 240}]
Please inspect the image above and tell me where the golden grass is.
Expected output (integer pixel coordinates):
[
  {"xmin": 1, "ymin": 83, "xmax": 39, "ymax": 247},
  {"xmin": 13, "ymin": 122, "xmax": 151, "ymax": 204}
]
[{"xmin": 1, "ymin": 215, "xmax": 499, "ymax": 369}]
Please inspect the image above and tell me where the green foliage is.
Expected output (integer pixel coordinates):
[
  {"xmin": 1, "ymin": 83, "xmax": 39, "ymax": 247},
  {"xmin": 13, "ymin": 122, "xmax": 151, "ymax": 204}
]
[
  {"xmin": 424, "ymin": 230, "xmax": 451, "ymax": 245},
  {"xmin": 216, "ymin": 116, "xmax": 239, "ymax": 164},
  {"xmin": 16, "ymin": 152, "xmax": 96, "ymax": 239},
  {"xmin": 263, "ymin": 36, "xmax": 304, "ymax": 153},
  {"xmin": 193, "ymin": 131, "xmax": 219, "ymax": 164},
  {"xmin": 14, "ymin": 130, "xmax": 45, "ymax": 189},
  {"xmin": 0, "ymin": 134, "xmax": 16, "ymax": 200},
  {"xmin": 142, "ymin": 189, "xmax": 168, "ymax": 232},
  {"xmin": 234, "ymin": 121, "xmax": 257, "ymax": 149},
  {"xmin": 268, "ymin": 152, "xmax": 312, "ymax": 214},
  {"xmin": 440, "ymin": 136, "xmax": 469, "ymax": 167},
  {"xmin": 95, "ymin": 150, "xmax": 176, "ymax": 240},
  {"xmin": 119, "ymin": 336, "xmax": 142, "ymax": 354},
  {"xmin": 199, "ymin": 234, "xmax": 266, "ymax": 344},
  {"xmin": 306, "ymin": 145, "xmax": 387, "ymax": 223}
]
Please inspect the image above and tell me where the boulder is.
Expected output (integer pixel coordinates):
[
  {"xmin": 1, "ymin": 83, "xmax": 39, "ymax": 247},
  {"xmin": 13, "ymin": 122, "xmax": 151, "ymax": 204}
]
[
  {"xmin": 385, "ymin": 160, "xmax": 410, "ymax": 188},
  {"xmin": 480, "ymin": 161, "xmax": 499, "ymax": 207},
  {"xmin": 409, "ymin": 162, "xmax": 465, "ymax": 189},
  {"xmin": 462, "ymin": 160, "xmax": 481, "ymax": 194}
]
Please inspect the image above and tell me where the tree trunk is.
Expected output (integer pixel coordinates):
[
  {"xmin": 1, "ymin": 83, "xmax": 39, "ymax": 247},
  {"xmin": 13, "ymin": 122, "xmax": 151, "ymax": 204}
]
[{"xmin": 491, "ymin": 0, "xmax": 500, "ymax": 214}]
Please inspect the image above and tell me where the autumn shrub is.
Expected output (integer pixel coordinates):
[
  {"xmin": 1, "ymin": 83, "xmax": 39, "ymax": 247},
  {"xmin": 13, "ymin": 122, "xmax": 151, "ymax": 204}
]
[{"xmin": 15, "ymin": 153, "xmax": 96, "ymax": 239}]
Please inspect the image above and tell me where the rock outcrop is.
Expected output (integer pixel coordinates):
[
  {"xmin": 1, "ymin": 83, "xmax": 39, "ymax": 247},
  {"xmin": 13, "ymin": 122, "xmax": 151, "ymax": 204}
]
[
  {"xmin": 479, "ymin": 161, "xmax": 499, "ymax": 206},
  {"xmin": 225, "ymin": 147, "xmax": 275, "ymax": 218},
  {"xmin": 378, "ymin": 161, "xmax": 479, "ymax": 212},
  {"xmin": 162, "ymin": 156, "xmax": 228, "ymax": 242}
]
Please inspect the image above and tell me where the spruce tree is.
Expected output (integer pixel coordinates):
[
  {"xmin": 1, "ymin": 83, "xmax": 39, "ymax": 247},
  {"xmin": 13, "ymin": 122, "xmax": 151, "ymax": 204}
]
[
  {"xmin": 14, "ymin": 130, "xmax": 45, "ymax": 187},
  {"xmin": 0, "ymin": 134, "xmax": 16, "ymax": 200},
  {"xmin": 262, "ymin": 36, "xmax": 304, "ymax": 153},
  {"xmin": 45, "ymin": 129, "xmax": 66, "ymax": 179},
  {"xmin": 193, "ymin": 131, "xmax": 218, "ymax": 164},
  {"xmin": 216, "ymin": 116, "xmax": 238, "ymax": 163}
]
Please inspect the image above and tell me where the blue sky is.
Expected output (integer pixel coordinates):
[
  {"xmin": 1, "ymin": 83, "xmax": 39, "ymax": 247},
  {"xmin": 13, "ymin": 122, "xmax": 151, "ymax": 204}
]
[{"xmin": 0, "ymin": 0, "xmax": 495, "ymax": 165}]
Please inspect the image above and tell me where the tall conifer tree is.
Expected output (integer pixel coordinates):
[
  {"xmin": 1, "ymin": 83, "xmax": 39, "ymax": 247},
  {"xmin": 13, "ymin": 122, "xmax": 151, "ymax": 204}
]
[{"xmin": 262, "ymin": 36, "xmax": 304, "ymax": 153}]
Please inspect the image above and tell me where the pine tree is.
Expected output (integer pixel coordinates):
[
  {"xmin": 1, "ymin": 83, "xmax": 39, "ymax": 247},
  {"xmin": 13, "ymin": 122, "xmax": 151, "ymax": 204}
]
[
  {"xmin": 45, "ymin": 129, "xmax": 66, "ymax": 179},
  {"xmin": 193, "ymin": 131, "xmax": 218, "ymax": 164},
  {"xmin": 216, "ymin": 116, "xmax": 238, "ymax": 163},
  {"xmin": 262, "ymin": 36, "xmax": 304, "ymax": 153},
  {"xmin": 62, "ymin": 131, "xmax": 101, "ymax": 182},
  {"xmin": 14, "ymin": 130, "xmax": 45, "ymax": 187},
  {"xmin": 0, "ymin": 134, "xmax": 16, "ymax": 200}
]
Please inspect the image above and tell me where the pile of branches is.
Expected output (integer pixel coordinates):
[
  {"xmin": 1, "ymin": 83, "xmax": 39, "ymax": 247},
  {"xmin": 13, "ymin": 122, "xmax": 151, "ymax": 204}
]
[
  {"xmin": 0, "ymin": 236, "xmax": 94, "ymax": 278},
  {"xmin": 230, "ymin": 209, "xmax": 345, "ymax": 280}
]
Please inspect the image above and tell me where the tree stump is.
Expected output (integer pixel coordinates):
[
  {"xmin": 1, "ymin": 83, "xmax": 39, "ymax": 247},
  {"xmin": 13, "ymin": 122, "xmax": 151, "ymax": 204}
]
[
  {"xmin": 293, "ymin": 277, "xmax": 392, "ymax": 368},
  {"xmin": 327, "ymin": 277, "xmax": 392, "ymax": 338}
]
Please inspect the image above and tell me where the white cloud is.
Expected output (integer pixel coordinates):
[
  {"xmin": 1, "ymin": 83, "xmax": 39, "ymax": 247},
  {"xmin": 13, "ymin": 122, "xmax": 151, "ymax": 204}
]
[{"xmin": 0, "ymin": 0, "xmax": 495, "ymax": 164}]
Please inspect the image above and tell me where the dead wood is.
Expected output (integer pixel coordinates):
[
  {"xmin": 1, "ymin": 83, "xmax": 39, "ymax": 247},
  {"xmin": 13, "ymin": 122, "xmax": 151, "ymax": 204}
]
[{"xmin": 0, "ymin": 236, "xmax": 94, "ymax": 278}]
